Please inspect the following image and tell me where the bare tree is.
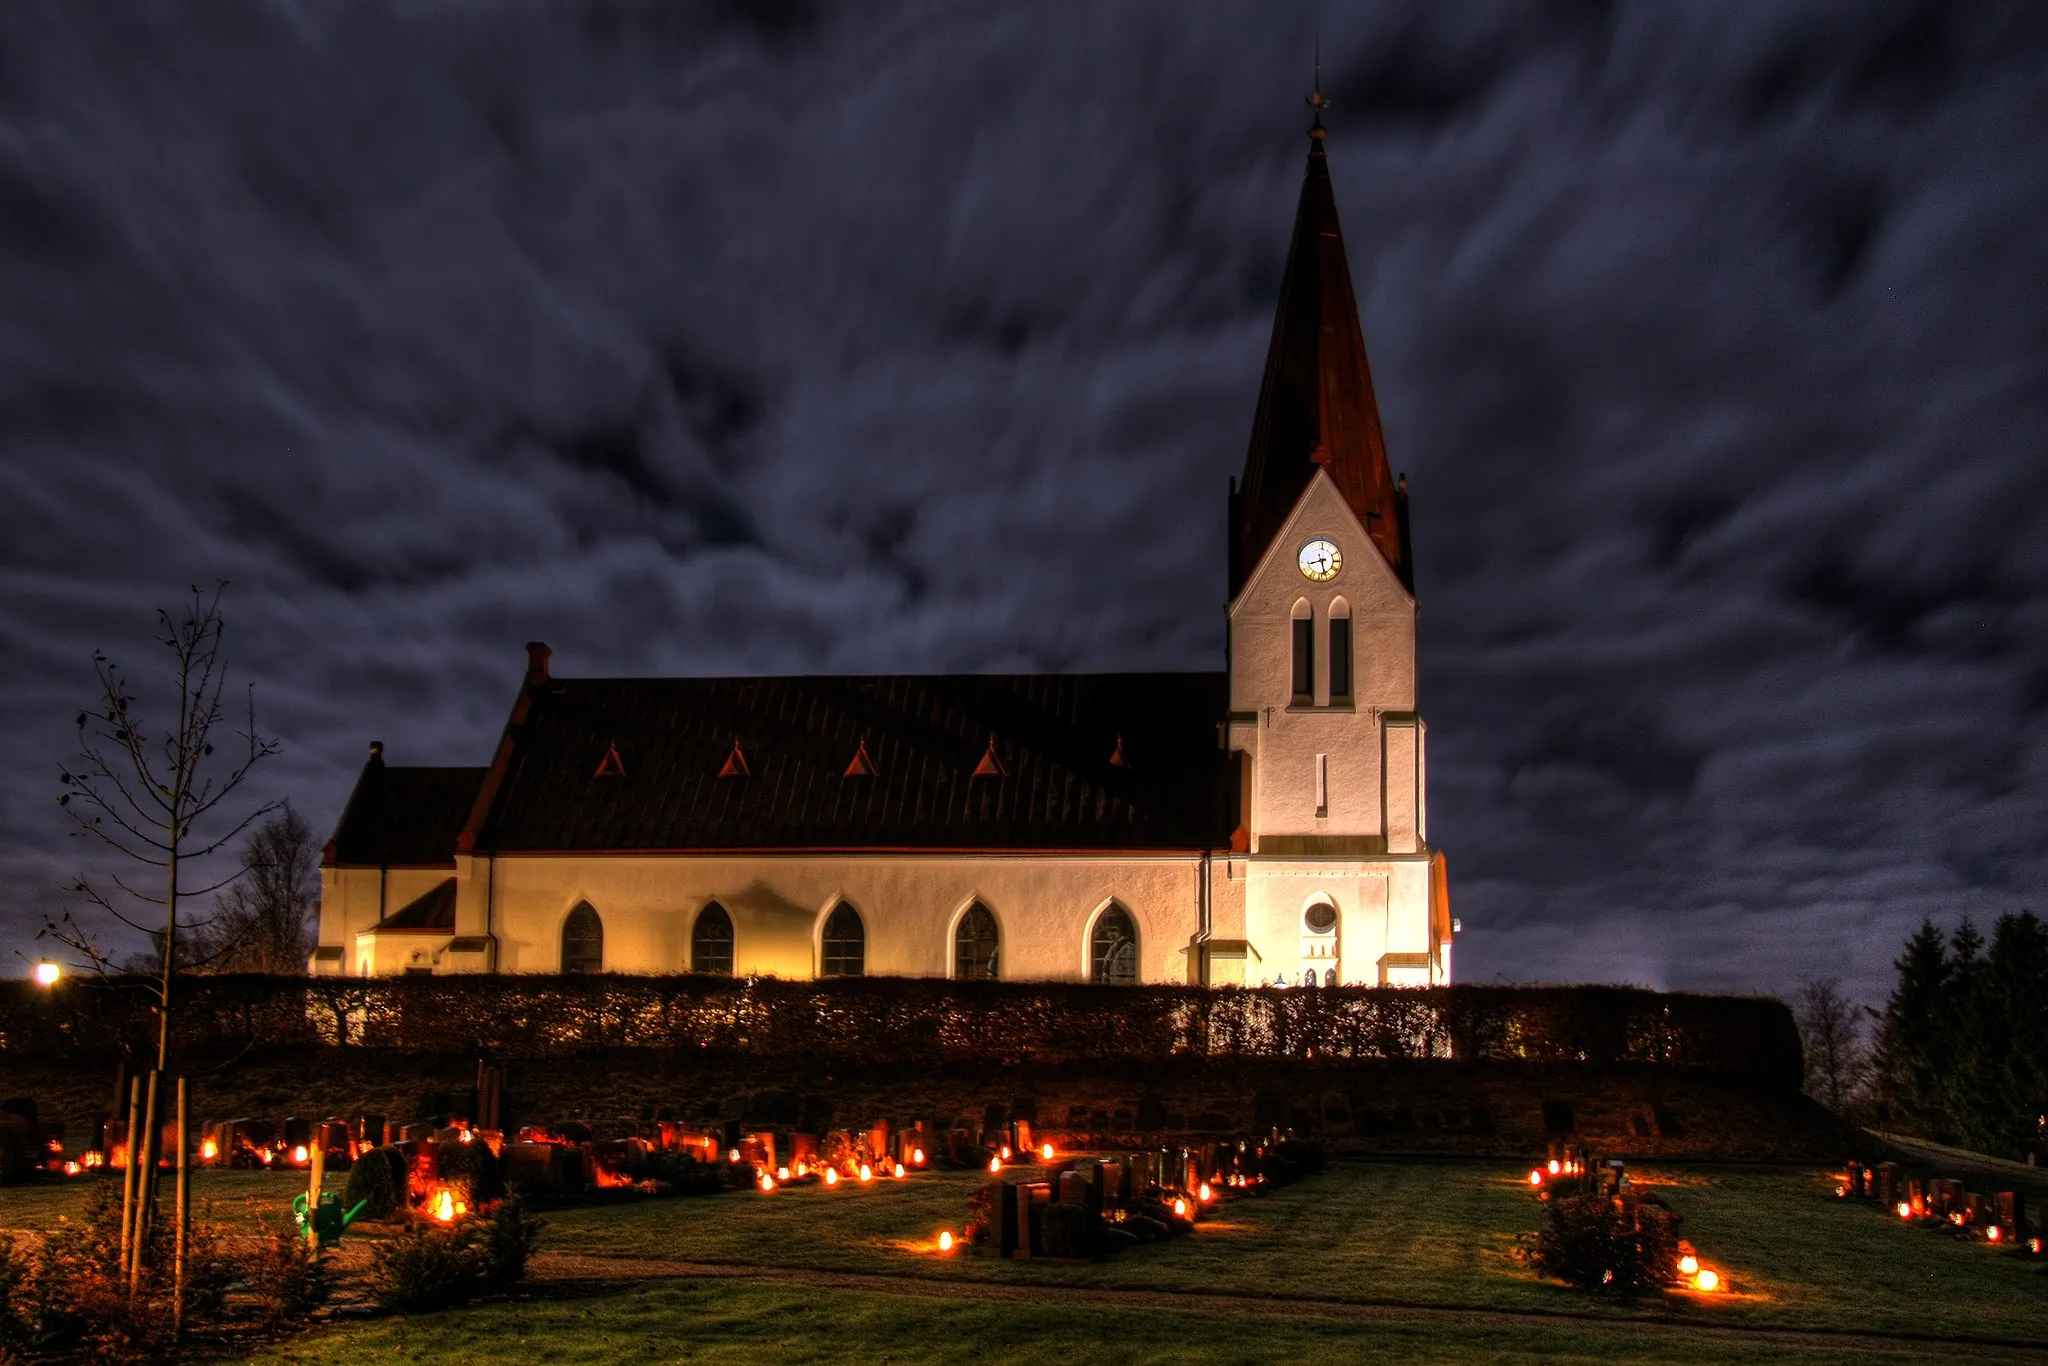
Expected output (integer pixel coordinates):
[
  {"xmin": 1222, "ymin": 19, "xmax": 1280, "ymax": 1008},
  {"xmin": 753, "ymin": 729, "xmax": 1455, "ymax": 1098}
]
[
  {"xmin": 44, "ymin": 584, "xmax": 278, "ymax": 1284},
  {"xmin": 189, "ymin": 805, "xmax": 318, "ymax": 973},
  {"xmin": 1796, "ymin": 975, "xmax": 1869, "ymax": 1116}
]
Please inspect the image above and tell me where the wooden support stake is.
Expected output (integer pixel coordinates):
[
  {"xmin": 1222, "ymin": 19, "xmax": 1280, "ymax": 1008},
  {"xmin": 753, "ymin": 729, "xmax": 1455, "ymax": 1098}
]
[
  {"xmin": 174, "ymin": 1078, "xmax": 189, "ymax": 1340},
  {"xmin": 119, "ymin": 1074, "xmax": 142, "ymax": 1281},
  {"xmin": 130, "ymin": 1070, "xmax": 160, "ymax": 1295}
]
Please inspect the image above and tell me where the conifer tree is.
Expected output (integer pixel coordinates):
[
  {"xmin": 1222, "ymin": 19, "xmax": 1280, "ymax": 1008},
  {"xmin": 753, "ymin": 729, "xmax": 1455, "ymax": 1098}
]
[{"xmin": 1875, "ymin": 920, "xmax": 1950, "ymax": 1139}]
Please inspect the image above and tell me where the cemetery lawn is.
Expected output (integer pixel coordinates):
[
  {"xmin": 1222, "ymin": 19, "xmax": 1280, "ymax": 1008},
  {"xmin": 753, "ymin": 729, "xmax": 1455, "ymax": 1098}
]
[{"xmin": 6, "ymin": 1161, "xmax": 2044, "ymax": 1361}]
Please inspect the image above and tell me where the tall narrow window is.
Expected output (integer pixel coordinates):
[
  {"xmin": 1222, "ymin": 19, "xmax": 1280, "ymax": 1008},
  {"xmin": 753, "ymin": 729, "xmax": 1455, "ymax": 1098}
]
[
  {"xmin": 692, "ymin": 902, "xmax": 734, "ymax": 975},
  {"xmin": 1328, "ymin": 603, "xmax": 1352, "ymax": 700},
  {"xmin": 954, "ymin": 902, "xmax": 1000, "ymax": 980},
  {"xmin": 561, "ymin": 901, "xmax": 603, "ymax": 974},
  {"xmin": 1291, "ymin": 600, "xmax": 1314, "ymax": 700},
  {"xmin": 1315, "ymin": 753, "xmax": 1328, "ymax": 817},
  {"xmin": 1090, "ymin": 904, "xmax": 1139, "ymax": 985},
  {"xmin": 821, "ymin": 903, "xmax": 865, "ymax": 978}
]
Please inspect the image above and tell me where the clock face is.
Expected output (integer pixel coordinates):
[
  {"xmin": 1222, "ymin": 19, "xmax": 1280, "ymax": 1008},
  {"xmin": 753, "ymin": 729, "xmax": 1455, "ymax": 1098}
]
[{"xmin": 1297, "ymin": 538, "xmax": 1341, "ymax": 582}]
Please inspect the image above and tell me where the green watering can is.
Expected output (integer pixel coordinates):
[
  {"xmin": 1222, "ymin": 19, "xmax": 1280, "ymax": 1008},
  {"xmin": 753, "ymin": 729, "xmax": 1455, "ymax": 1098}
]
[{"xmin": 292, "ymin": 1191, "xmax": 369, "ymax": 1247}]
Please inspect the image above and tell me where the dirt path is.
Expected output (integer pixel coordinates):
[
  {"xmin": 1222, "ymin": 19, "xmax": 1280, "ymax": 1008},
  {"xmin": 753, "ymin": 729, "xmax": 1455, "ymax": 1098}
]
[{"xmin": 525, "ymin": 1252, "xmax": 2048, "ymax": 1361}]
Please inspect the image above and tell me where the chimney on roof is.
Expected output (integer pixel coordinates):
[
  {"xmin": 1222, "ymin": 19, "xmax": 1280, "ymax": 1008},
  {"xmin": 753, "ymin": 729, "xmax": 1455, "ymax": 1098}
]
[
  {"xmin": 525, "ymin": 641, "xmax": 552, "ymax": 687},
  {"xmin": 368, "ymin": 740, "xmax": 384, "ymax": 766}
]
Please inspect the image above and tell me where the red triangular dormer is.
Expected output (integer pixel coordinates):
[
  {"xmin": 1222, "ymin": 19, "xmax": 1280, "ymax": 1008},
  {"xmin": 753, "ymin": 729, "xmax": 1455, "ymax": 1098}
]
[
  {"xmin": 843, "ymin": 740, "xmax": 878, "ymax": 778},
  {"xmin": 971, "ymin": 733, "xmax": 1008, "ymax": 778},
  {"xmin": 717, "ymin": 739, "xmax": 750, "ymax": 778},
  {"xmin": 594, "ymin": 741, "xmax": 626, "ymax": 778},
  {"xmin": 1108, "ymin": 734, "xmax": 1131, "ymax": 769}
]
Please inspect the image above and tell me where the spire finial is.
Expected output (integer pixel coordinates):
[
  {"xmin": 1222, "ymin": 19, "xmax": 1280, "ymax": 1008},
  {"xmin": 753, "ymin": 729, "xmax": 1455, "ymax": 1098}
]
[{"xmin": 1307, "ymin": 37, "xmax": 1330, "ymax": 140}]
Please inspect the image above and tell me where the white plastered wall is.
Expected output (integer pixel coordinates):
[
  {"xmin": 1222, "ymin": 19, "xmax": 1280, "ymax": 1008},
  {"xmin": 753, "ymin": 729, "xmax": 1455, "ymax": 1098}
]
[{"xmin": 427, "ymin": 851, "xmax": 1206, "ymax": 982}]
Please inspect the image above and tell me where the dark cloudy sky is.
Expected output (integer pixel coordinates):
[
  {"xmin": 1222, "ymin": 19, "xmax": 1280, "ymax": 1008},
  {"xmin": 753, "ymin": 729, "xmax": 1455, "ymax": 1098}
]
[{"xmin": 3, "ymin": 1, "xmax": 2044, "ymax": 1008}]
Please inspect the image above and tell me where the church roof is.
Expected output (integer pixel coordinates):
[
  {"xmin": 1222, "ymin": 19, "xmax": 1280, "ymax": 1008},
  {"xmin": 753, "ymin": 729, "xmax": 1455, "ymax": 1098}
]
[
  {"xmin": 370, "ymin": 877, "xmax": 458, "ymax": 932},
  {"xmin": 1231, "ymin": 121, "xmax": 1410, "ymax": 596},
  {"xmin": 463, "ymin": 671, "xmax": 1235, "ymax": 853},
  {"xmin": 325, "ymin": 757, "xmax": 485, "ymax": 867}
]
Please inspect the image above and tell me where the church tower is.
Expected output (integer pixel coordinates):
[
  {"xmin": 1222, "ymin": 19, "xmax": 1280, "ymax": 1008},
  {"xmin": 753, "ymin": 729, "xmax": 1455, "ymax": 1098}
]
[{"xmin": 1220, "ymin": 97, "xmax": 1450, "ymax": 986}]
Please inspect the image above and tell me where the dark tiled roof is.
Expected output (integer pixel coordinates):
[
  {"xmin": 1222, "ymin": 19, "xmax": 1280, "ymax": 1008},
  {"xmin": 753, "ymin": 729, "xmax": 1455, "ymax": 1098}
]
[
  {"xmin": 328, "ymin": 763, "xmax": 485, "ymax": 866},
  {"xmin": 374, "ymin": 877, "xmax": 457, "ymax": 931},
  {"xmin": 475, "ymin": 673, "xmax": 1234, "ymax": 852}
]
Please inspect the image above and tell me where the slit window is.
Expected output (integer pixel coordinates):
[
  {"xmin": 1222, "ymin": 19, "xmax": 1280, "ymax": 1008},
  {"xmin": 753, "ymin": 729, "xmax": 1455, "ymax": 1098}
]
[
  {"xmin": 1291, "ymin": 617, "xmax": 1314, "ymax": 699},
  {"xmin": 1328, "ymin": 615, "xmax": 1352, "ymax": 698}
]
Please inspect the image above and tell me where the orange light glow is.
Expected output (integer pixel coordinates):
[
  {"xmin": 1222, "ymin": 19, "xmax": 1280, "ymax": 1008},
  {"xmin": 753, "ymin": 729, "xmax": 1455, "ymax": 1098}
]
[
  {"xmin": 83, "ymin": 1151, "xmax": 103, "ymax": 1169},
  {"xmin": 759, "ymin": 1173, "xmax": 776, "ymax": 1192},
  {"xmin": 257, "ymin": 1149, "xmax": 274, "ymax": 1166},
  {"xmin": 1548, "ymin": 1160, "xmax": 1561, "ymax": 1175},
  {"xmin": 1694, "ymin": 1269, "xmax": 1720, "ymax": 1293},
  {"xmin": 911, "ymin": 1147, "xmax": 925, "ymax": 1165},
  {"xmin": 937, "ymin": 1230, "xmax": 955, "ymax": 1253},
  {"xmin": 859, "ymin": 1164, "xmax": 873, "ymax": 1182},
  {"xmin": 1528, "ymin": 1170, "xmax": 1544, "ymax": 1186},
  {"xmin": 795, "ymin": 1162, "xmax": 809, "ymax": 1177},
  {"xmin": 1040, "ymin": 1143, "xmax": 1054, "ymax": 1161},
  {"xmin": 893, "ymin": 1163, "xmax": 905, "ymax": 1179},
  {"xmin": 200, "ymin": 1139, "xmax": 218, "ymax": 1161},
  {"xmin": 1897, "ymin": 1202, "xmax": 1913, "ymax": 1219},
  {"xmin": 824, "ymin": 1169, "xmax": 839, "ymax": 1186},
  {"xmin": 32, "ymin": 961, "xmax": 61, "ymax": 986},
  {"xmin": 1678, "ymin": 1254, "xmax": 1698, "ymax": 1276},
  {"xmin": 291, "ymin": 1145, "xmax": 309, "ymax": 1165},
  {"xmin": 1173, "ymin": 1197, "xmax": 1189, "ymax": 1218},
  {"xmin": 1987, "ymin": 1226, "xmax": 2003, "ymax": 1243},
  {"xmin": 63, "ymin": 1160, "xmax": 81, "ymax": 1176},
  {"xmin": 777, "ymin": 1167, "xmax": 790, "ymax": 1181},
  {"xmin": 459, "ymin": 1128, "xmax": 474, "ymax": 1144},
  {"xmin": 988, "ymin": 1156, "xmax": 1002, "ymax": 1174},
  {"xmin": 1000, "ymin": 1145, "xmax": 1012, "ymax": 1160},
  {"xmin": 729, "ymin": 1149, "xmax": 742, "ymax": 1163},
  {"xmin": 1198, "ymin": 1182, "xmax": 1213, "ymax": 1202},
  {"xmin": 433, "ymin": 1189, "xmax": 456, "ymax": 1222}
]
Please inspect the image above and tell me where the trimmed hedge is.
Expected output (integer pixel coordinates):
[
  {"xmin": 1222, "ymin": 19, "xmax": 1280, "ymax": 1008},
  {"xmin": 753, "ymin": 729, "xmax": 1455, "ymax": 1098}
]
[{"xmin": 0, "ymin": 976, "xmax": 1803, "ymax": 1090}]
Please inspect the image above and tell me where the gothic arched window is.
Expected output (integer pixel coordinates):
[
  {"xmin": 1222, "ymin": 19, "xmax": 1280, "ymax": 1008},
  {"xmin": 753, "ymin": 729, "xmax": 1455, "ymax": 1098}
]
[
  {"xmin": 1090, "ymin": 904, "xmax": 1139, "ymax": 985},
  {"xmin": 561, "ymin": 901, "xmax": 603, "ymax": 974},
  {"xmin": 821, "ymin": 903, "xmax": 865, "ymax": 978},
  {"xmin": 954, "ymin": 902, "xmax": 1000, "ymax": 980},
  {"xmin": 692, "ymin": 902, "xmax": 734, "ymax": 975}
]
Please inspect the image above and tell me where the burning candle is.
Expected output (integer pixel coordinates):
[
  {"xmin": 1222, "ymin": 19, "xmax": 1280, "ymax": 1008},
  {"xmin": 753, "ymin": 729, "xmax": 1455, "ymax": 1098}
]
[
  {"xmin": 1896, "ymin": 1201, "xmax": 1912, "ymax": 1219},
  {"xmin": 1694, "ymin": 1269, "xmax": 1720, "ymax": 1293},
  {"xmin": 911, "ymin": 1147, "xmax": 925, "ymax": 1165},
  {"xmin": 1040, "ymin": 1143, "xmax": 1054, "ymax": 1161},
  {"xmin": 759, "ymin": 1173, "xmax": 776, "ymax": 1192},
  {"xmin": 777, "ymin": 1167, "xmax": 790, "ymax": 1181},
  {"xmin": 824, "ymin": 1169, "xmax": 839, "ymax": 1186},
  {"xmin": 1987, "ymin": 1225, "xmax": 2003, "ymax": 1243},
  {"xmin": 1528, "ymin": 1170, "xmax": 1543, "ymax": 1186},
  {"xmin": 200, "ymin": 1139, "xmax": 218, "ymax": 1162},
  {"xmin": 1000, "ymin": 1145, "xmax": 1012, "ymax": 1160},
  {"xmin": 433, "ymin": 1190, "xmax": 456, "ymax": 1222},
  {"xmin": 937, "ymin": 1230, "xmax": 954, "ymax": 1253},
  {"xmin": 1173, "ymin": 1197, "xmax": 1188, "ymax": 1218},
  {"xmin": 858, "ymin": 1164, "xmax": 873, "ymax": 1183},
  {"xmin": 893, "ymin": 1163, "xmax": 905, "ymax": 1179},
  {"xmin": 988, "ymin": 1156, "xmax": 1002, "ymax": 1174},
  {"xmin": 1548, "ymin": 1160, "xmax": 1561, "ymax": 1175},
  {"xmin": 1678, "ymin": 1254, "xmax": 1698, "ymax": 1276},
  {"xmin": 291, "ymin": 1145, "xmax": 309, "ymax": 1165},
  {"xmin": 1198, "ymin": 1182, "xmax": 1213, "ymax": 1202}
]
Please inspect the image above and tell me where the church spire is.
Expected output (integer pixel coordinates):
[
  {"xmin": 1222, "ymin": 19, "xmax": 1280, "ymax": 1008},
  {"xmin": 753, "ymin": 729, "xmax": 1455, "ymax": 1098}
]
[{"xmin": 1230, "ymin": 90, "xmax": 1408, "ymax": 596}]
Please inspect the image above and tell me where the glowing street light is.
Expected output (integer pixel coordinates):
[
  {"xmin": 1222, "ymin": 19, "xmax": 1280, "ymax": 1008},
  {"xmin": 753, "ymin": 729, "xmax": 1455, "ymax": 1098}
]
[{"xmin": 32, "ymin": 961, "xmax": 60, "ymax": 987}]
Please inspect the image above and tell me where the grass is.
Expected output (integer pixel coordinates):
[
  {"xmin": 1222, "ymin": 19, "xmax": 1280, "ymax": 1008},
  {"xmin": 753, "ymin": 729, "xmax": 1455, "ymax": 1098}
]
[{"xmin": 3, "ymin": 1159, "xmax": 2042, "ymax": 1361}]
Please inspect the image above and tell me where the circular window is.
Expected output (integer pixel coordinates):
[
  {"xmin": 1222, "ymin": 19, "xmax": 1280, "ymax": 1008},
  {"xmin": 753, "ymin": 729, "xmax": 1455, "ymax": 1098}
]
[{"xmin": 1304, "ymin": 902, "xmax": 1337, "ymax": 933}]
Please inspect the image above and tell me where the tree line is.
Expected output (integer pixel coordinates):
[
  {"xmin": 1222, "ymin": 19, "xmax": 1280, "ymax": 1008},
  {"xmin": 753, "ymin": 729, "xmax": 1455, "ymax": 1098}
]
[{"xmin": 1796, "ymin": 912, "xmax": 2048, "ymax": 1163}]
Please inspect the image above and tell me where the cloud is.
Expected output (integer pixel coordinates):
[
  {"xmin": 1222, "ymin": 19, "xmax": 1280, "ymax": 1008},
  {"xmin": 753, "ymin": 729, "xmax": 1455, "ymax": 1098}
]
[{"xmin": 1, "ymin": 0, "xmax": 2043, "ymax": 1010}]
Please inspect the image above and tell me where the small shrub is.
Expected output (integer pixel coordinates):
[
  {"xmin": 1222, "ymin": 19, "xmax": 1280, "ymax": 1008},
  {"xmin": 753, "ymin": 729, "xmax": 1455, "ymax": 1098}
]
[
  {"xmin": 1530, "ymin": 1192, "xmax": 1681, "ymax": 1300},
  {"xmin": 343, "ymin": 1144, "xmax": 405, "ymax": 1221},
  {"xmin": 246, "ymin": 1219, "xmax": 330, "ymax": 1326},
  {"xmin": 434, "ymin": 1138, "xmax": 504, "ymax": 1207},
  {"xmin": 370, "ymin": 1194, "xmax": 544, "ymax": 1314}
]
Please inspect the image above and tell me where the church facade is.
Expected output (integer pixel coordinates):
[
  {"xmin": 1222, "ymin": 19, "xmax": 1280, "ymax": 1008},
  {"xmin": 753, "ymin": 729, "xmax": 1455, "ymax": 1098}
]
[{"xmin": 311, "ymin": 118, "xmax": 1453, "ymax": 988}]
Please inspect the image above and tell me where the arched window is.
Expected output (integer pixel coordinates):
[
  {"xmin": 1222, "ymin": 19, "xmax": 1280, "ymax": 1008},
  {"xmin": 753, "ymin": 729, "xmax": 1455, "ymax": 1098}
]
[
  {"xmin": 1291, "ymin": 599, "xmax": 1314, "ymax": 701},
  {"xmin": 561, "ymin": 901, "xmax": 603, "ymax": 973},
  {"xmin": 821, "ymin": 902, "xmax": 865, "ymax": 978},
  {"xmin": 1090, "ymin": 904, "xmax": 1139, "ymax": 985},
  {"xmin": 954, "ymin": 902, "xmax": 1000, "ymax": 980},
  {"xmin": 692, "ymin": 902, "xmax": 734, "ymax": 975},
  {"xmin": 1328, "ymin": 598, "xmax": 1352, "ymax": 700}
]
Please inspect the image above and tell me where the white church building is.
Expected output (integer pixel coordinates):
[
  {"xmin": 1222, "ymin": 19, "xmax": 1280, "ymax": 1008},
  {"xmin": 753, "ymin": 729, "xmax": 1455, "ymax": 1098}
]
[{"xmin": 312, "ymin": 115, "xmax": 1453, "ymax": 988}]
